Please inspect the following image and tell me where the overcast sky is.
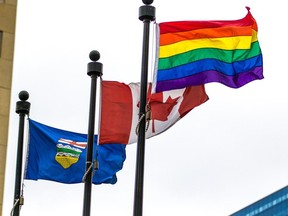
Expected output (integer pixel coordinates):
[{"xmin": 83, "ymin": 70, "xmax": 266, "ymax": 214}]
[{"xmin": 3, "ymin": 0, "xmax": 288, "ymax": 215}]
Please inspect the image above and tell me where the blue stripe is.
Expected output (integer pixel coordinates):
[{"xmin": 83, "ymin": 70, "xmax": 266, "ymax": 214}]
[{"xmin": 157, "ymin": 54, "xmax": 263, "ymax": 81}]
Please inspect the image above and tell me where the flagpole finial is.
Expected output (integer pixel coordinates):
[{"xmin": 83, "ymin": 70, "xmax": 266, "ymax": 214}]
[
  {"xmin": 89, "ymin": 50, "xmax": 100, "ymax": 62},
  {"xmin": 19, "ymin": 90, "xmax": 29, "ymax": 101},
  {"xmin": 87, "ymin": 50, "xmax": 102, "ymax": 77},
  {"xmin": 142, "ymin": 0, "xmax": 153, "ymax": 5},
  {"xmin": 139, "ymin": 0, "xmax": 155, "ymax": 21},
  {"xmin": 16, "ymin": 90, "xmax": 30, "ymax": 115}
]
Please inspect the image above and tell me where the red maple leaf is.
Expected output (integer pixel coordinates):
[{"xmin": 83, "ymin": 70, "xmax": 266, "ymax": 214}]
[{"xmin": 149, "ymin": 94, "xmax": 179, "ymax": 121}]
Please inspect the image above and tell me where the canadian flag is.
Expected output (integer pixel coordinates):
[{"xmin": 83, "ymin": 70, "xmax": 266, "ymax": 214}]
[{"xmin": 99, "ymin": 81, "xmax": 208, "ymax": 145}]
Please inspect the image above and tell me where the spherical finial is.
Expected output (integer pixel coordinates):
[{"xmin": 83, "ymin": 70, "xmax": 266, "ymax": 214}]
[
  {"xmin": 142, "ymin": 0, "xmax": 153, "ymax": 5},
  {"xmin": 89, "ymin": 50, "xmax": 100, "ymax": 62},
  {"xmin": 19, "ymin": 90, "xmax": 29, "ymax": 101}
]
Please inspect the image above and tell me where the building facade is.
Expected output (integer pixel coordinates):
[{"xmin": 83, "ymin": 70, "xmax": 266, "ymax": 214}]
[
  {"xmin": 230, "ymin": 186, "xmax": 288, "ymax": 216},
  {"xmin": 0, "ymin": 0, "xmax": 18, "ymax": 214}
]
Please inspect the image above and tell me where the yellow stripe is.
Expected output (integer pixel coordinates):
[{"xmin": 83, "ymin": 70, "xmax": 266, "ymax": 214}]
[{"xmin": 159, "ymin": 29, "xmax": 258, "ymax": 58}]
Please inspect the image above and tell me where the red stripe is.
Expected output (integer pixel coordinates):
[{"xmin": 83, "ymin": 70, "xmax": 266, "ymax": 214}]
[
  {"xmin": 99, "ymin": 81, "xmax": 133, "ymax": 144},
  {"xmin": 159, "ymin": 8, "xmax": 255, "ymax": 34}
]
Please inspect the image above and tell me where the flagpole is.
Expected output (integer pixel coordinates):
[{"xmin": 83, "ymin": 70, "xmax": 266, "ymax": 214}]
[
  {"xmin": 13, "ymin": 90, "xmax": 30, "ymax": 216},
  {"xmin": 133, "ymin": 1, "xmax": 155, "ymax": 216},
  {"xmin": 82, "ymin": 50, "xmax": 103, "ymax": 216}
]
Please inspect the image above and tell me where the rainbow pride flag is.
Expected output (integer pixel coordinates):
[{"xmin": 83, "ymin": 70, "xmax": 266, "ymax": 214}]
[{"xmin": 153, "ymin": 7, "xmax": 263, "ymax": 93}]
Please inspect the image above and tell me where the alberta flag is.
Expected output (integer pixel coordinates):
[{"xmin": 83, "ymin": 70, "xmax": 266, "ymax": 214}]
[{"xmin": 25, "ymin": 119, "xmax": 126, "ymax": 184}]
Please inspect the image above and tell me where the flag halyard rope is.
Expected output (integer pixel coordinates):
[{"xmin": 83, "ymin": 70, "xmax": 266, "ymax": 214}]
[
  {"xmin": 135, "ymin": 104, "xmax": 151, "ymax": 135},
  {"xmin": 82, "ymin": 161, "xmax": 93, "ymax": 183}
]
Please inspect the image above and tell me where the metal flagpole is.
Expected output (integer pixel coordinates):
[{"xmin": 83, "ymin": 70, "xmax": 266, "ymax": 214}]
[
  {"xmin": 133, "ymin": 1, "xmax": 155, "ymax": 215},
  {"xmin": 82, "ymin": 50, "xmax": 103, "ymax": 216},
  {"xmin": 13, "ymin": 90, "xmax": 30, "ymax": 216}
]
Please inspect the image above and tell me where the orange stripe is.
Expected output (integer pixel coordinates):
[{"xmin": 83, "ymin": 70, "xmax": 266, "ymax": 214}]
[{"xmin": 160, "ymin": 25, "xmax": 253, "ymax": 46}]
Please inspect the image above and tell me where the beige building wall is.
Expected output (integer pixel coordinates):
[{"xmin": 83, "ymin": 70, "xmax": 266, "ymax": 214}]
[{"xmin": 0, "ymin": 0, "xmax": 17, "ymax": 215}]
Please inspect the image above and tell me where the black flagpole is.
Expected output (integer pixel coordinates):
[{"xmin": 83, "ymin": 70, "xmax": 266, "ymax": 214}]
[
  {"xmin": 82, "ymin": 50, "xmax": 103, "ymax": 216},
  {"xmin": 133, "ymin": 1, "xmax": 155, "ymax": 216},
  {"xmin": 13, "ymin": 90, "xmax": 30, "ymax": 216}
]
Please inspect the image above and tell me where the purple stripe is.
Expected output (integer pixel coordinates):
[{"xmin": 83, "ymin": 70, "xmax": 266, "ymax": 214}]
[{"xmin": 156, "ymin": 66, "xmax": 263, "ymax": 92}]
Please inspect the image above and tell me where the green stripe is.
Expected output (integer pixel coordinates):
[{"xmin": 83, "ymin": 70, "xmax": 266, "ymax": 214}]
[
  {"xmin": 158, "ymin": 41, "xmax": 261, "ymax": 70},
  {"xmin": 57, "ymin": 147, "xmax": 81, "ymax": 156}
]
